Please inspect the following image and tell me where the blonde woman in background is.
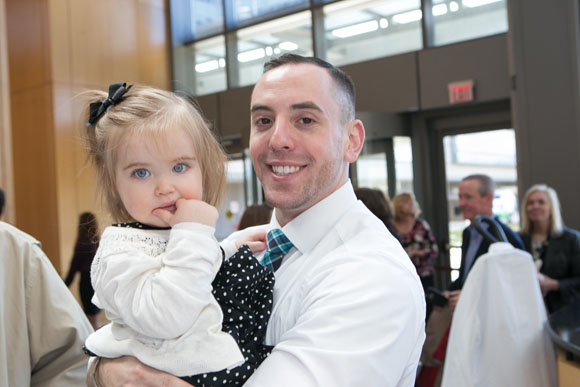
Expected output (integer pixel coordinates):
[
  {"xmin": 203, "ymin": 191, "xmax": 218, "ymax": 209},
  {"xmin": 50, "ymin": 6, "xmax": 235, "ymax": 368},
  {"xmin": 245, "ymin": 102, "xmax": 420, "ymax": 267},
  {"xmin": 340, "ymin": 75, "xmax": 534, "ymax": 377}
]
[
  {"xmin": 519, "ymin": 184, "xmax": 580, "ymax": 314},
  {"xmin": 393, "ymin": 193, "xmax": 438, "ymax": 292}
]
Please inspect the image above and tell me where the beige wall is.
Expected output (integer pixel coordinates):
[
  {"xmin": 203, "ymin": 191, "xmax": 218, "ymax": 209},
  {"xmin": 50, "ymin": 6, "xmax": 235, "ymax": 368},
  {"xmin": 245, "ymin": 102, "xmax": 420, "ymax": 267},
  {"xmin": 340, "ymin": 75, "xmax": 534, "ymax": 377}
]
[{"xmin": 4, "ymin": 0, "xmax": 171, "ymax": 273}]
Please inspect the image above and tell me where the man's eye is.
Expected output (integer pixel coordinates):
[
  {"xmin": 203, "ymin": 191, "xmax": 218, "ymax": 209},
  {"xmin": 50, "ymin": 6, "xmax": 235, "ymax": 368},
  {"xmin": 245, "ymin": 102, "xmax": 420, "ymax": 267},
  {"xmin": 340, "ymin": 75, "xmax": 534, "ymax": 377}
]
[
  {"xmin": 256, "ymin": 118, "xmax": 271, "ymax": 125},
  {"xmin": 173, "ymin": 163, "xmax": 188, "ymax": 173},
  {"xmin": 133, "ymin": 169, "xmax": 150, "ymax": 178},
  {"xmin": 299, "ymin": 117, "xmax": 314, "ymax": 124}
]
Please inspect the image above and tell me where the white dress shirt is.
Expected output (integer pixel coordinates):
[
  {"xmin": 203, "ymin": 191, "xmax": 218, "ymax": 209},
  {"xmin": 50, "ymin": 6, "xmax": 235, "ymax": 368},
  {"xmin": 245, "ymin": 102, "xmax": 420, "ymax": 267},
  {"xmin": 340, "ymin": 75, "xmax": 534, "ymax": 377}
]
[
  {"xmin": 224, "ymin": 181, "xmax": 426, "ymax": 387},
  {"xmin": 442, "ymin": 242, "xmax": 558, "ymax": 387}
]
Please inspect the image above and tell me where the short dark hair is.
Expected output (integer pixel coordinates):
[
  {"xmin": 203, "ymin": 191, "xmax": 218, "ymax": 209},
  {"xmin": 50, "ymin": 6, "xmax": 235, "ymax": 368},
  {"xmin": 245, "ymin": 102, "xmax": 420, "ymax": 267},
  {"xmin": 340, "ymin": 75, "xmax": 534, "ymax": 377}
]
[
  {"xmin": 262, "ymin": 54, "xmax": 356, "ymax": 123},
  {"xmin": 354, "ymin": 187, "xmax": 395, "ymax": 228},
  {"xmin": 462, "ymin": 174, "xmax": 495, "ymax": 197}
]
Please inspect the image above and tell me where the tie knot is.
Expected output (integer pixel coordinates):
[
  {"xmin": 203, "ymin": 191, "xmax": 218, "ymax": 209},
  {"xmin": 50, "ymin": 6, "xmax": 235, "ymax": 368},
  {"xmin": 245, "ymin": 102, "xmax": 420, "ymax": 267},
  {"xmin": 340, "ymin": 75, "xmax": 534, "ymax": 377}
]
[{"xmin": 261, "ymin": 229, "xmax": 294, "ymax": 272}]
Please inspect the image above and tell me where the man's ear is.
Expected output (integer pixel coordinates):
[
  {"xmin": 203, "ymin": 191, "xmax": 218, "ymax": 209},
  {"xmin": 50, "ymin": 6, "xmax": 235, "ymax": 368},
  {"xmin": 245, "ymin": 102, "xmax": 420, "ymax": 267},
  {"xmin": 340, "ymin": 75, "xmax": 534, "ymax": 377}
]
[
  {"xmin": 344, "ymin": 119, "xmax": 365, "ymax": 163},
  {"xmin": 484, "ymin": 192, "xmax": 494, "ymax": 207}
]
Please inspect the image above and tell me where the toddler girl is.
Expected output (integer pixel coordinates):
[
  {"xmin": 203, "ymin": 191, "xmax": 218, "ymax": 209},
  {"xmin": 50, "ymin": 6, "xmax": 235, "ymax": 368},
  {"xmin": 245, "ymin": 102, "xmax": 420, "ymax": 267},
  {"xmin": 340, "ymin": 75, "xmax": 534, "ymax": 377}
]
[{"xmin": 81, "ymin": 82, "xmax": 274, "ymax": 386}]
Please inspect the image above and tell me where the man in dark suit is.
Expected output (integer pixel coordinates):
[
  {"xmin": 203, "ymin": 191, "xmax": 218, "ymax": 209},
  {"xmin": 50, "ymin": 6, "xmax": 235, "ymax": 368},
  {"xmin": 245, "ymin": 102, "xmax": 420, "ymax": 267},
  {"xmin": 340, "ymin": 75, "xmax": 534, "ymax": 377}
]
[{"xmin": 444, "ymin": 174, "xmax": 524, "ymax": 307}]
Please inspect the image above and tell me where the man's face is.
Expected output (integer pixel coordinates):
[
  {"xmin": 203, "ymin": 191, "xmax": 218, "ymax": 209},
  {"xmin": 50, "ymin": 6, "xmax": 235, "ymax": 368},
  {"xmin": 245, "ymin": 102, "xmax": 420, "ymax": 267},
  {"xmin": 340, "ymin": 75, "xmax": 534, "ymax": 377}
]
[
  {"xmin": 458, "ymin": 179, "xmax": 493, "ymax": 222},
  {"xmin": 249, "ymin": 63, "xmax": 362, "ymax": 226}
]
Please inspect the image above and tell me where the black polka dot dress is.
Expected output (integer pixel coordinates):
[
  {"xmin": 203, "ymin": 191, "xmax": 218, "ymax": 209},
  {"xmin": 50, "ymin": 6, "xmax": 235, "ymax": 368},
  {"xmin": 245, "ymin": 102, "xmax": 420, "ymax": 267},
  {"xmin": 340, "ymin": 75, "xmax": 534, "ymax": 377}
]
[{"xmin": 181, "ymin": 244, "xmax": 275, "ymax": 386}]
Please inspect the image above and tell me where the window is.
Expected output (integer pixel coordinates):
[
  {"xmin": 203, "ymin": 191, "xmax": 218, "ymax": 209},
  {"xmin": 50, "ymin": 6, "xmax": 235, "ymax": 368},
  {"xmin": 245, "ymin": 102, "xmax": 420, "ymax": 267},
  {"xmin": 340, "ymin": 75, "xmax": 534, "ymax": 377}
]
[
  {"xmin": 225, "ymin": 0, "xmax": 309, "ymax": 28},
  {"xmin": 431, "ymin": 0, "xmax": 508, "ymax": 46},
  {"xmin": 181, "ymin": 36, "xmax": 227, "ymax": 96},
  {"xmin": 216, "ymin": 158, "xmax": 246, "ymax": 240},
  {"xmin": 189, "ymin": 0, "xmax": 225, "ymax": 39},
  {"xmin": 234, "ymin": 11, "xmax": 313, "ymax": 87},
  {"xmin": 323, "ymin": 0, "xmax": 423, "ymax": 66}
]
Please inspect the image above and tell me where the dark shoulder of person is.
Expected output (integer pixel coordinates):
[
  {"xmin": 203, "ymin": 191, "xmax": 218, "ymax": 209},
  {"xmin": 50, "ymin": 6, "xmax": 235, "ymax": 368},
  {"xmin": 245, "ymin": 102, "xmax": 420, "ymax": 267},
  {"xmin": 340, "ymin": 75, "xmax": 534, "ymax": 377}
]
[{"xmin": 499, "ymin": 220, "xmax": 525, "ymax": 250}]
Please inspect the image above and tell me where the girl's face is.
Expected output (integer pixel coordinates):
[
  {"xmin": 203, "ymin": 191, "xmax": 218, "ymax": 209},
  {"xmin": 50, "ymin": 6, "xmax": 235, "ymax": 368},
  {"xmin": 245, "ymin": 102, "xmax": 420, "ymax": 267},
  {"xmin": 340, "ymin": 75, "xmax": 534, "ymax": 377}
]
[
  {"xmin": 526, "ymin": 191, "xmax": 551, "ymax": 225},
  {"xmin": 115, "ymin": 128, "xmax": 203, "ymax": 227}
]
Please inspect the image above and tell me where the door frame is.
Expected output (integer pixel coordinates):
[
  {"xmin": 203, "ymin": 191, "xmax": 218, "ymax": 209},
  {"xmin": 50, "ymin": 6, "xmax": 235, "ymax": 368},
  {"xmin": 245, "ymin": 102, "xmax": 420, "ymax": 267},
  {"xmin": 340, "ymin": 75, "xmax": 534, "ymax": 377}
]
[{"xmin": 412, "ymin": 100, "xmax": 512, "ymax": 289}]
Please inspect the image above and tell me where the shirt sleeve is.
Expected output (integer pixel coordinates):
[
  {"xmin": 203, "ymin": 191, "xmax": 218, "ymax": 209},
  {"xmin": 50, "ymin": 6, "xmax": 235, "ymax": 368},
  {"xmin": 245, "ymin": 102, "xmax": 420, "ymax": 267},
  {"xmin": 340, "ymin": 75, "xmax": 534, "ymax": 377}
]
[
  {"xmin": 0, "ymin": 223, "xmax": 93, "ymax": 387},
  {"xmin": 91, "ymin": 223, "xmax": 221, "ymax": 339},
  {"xmin": 245, "ymin": 251, "xmax": 426, "ymax": 387}
]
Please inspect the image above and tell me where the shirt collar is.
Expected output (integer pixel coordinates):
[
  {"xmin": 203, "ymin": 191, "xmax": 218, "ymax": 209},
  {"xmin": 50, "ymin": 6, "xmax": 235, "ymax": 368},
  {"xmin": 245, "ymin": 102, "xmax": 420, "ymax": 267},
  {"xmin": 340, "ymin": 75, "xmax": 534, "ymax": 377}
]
[{"xmin": 270, "ymin": 180, "xmax": 356, "ymax": 255}]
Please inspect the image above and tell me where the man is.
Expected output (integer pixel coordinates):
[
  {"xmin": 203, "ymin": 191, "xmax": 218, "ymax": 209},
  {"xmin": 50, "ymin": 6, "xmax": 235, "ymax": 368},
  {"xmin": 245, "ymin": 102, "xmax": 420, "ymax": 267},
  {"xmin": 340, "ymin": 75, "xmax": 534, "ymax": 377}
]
[
  {"xmin": 445, "ymin": 174, "xmax": 524, "ymax": 307},
  {"xmin": 0, "ymin": 221, "xmax": 93, "ymax": 386},
  {"xmin": 92, "ymin": 54, "xmax": 425, "ymax": 386}
]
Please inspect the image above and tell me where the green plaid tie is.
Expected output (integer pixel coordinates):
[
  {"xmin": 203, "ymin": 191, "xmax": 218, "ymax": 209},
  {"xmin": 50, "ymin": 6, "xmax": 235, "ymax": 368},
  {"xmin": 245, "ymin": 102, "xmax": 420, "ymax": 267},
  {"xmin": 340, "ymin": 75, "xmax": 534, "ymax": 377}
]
[{"xmin": 261, "ymin": 229, "xmax": 294, "ymax": 272}]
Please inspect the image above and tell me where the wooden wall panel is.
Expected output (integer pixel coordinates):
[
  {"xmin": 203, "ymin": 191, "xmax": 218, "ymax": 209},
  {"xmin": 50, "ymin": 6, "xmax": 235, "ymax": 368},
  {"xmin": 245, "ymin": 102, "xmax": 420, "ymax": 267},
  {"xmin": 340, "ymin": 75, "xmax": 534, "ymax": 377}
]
[
  {"xmin": 48, "ymin": 0, "xmax": 72, "ymax": 84},
  {"xmin": 10, "ymin": 85, "xmax": 60, "ymax": 265},
  {"xmin": 6, "ymin": 0, "xmax": 51, "ymax": 92},
  {"xmin": 137, "ymin": 0, "xmax": 170, "ymax": 88},
  {"xmin": 0, "ymin": 0, "xmax": 15, "ymax": 223},
  {"xmin": 5, "ymin": 0, "xmax": 171, "ymax": 272}
]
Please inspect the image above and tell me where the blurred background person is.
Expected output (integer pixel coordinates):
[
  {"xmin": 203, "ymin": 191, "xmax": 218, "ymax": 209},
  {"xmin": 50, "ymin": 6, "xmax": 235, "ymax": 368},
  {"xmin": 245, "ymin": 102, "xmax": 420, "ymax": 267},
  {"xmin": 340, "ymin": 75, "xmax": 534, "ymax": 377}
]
[
  {"xmin": 0, "ymin": 188, "xmax": 4, "ymax": 218},
  {"xmin": 64, "ymin": 212, "xmax": 101, "ymax": 329},
  {"xmin": 354, "ymin": 187, "xmax": 400, "ymax": 242},
  {"xmin": 238, "ymin": 203, "xmax": 273, "ymax": 230},
  {"xmin": 392, "ymin": 193, "xmax": 438, "ymax": 291},
  {"xmin": 1, "ymin": 220, "xmax": 92, "ymax": 386},
  {"xmin": 519, "ymin": 184, "xmax": 580, "ymax": 314}
]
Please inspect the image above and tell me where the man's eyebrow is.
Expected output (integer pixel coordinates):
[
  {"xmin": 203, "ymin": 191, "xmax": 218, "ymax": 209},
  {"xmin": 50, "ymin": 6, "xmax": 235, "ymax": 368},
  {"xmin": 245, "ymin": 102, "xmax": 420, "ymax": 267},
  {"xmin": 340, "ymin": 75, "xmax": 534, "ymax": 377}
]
[
  {"xmin": 250, "ymin": 101, "xmax": 323, "ymax": 114},
  {"xmin": 290, "ymin": 101, "xmax": 322, "ymax": 112},
  {"xmin": 251, "ymin": 104, "xmax": 273, "ymax": 113}
]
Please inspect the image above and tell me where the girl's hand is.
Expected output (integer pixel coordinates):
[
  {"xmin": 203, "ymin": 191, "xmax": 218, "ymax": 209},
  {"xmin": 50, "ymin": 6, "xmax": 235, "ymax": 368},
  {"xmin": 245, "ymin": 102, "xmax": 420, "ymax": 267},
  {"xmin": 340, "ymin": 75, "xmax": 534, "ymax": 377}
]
[
  {"xmin": 154, "ymin": 199, "xmax": 218, "ymax": 228},
  {"xmin": 88, "ymin": 356, "xmax": 191, "ymax": 387},
  {"xmin": 236, "ymin": 229, "xmax": 267, "ymax": 253}
]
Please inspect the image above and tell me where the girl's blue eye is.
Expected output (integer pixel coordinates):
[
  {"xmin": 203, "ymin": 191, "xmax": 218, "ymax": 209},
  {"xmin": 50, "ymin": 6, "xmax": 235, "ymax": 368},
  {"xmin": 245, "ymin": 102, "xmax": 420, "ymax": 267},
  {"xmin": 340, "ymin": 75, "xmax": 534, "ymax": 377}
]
[
  {"xmin": 173, "ymin": 163, "xmax": 188, "ymax": 173},
  {"xmin": 134, "ymin": 169, "xmax": 150, "ymax": 178}
]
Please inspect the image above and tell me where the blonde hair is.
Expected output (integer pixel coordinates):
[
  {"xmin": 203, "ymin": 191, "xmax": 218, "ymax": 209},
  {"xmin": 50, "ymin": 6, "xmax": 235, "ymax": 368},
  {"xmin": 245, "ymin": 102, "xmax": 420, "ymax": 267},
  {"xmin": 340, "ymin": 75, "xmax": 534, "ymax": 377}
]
[
  {"xmin": 81, "ymin": 84, "xmax": 226, "ymax": 222},
  {"xmin": 392, "ymin": 192, "xmax": 421, "ymax": 221},
  {"xmin": 520, "ymin": 184, "xmax": 564, "ymax": 237}
]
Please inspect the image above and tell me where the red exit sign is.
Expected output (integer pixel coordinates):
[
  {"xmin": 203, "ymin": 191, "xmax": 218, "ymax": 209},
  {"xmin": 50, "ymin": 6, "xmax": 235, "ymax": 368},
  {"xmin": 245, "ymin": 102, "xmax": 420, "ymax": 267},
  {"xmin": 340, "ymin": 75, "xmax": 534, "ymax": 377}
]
[{"xmin": 448, "ymin": 80, "xmax": 475, "ymax": 104}]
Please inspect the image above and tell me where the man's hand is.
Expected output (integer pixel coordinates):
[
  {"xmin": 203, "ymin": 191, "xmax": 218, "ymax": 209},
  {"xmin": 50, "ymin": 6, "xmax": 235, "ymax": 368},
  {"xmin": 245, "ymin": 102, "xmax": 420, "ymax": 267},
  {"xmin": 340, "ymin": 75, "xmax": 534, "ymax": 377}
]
[
  {"xmin": 236, "ymin": 229, "xmax": 267, "ymax": 253},
  {"xmin": 88, "ymin": 356, "xmax": 191, "ymax": 387},
  {"xmin": 443, "ymin": 290, "xmax": 461, "ymax": 310},
  {"xmin": 153, "ymin": 199, "xmax": 218, "ymax": 228}
]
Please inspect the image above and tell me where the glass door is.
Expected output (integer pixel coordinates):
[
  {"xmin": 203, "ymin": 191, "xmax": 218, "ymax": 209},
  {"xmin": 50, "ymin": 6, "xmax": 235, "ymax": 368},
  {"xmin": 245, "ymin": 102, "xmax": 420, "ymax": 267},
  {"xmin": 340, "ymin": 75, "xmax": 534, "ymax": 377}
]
[{"xmin": 442, "ymin": 128, "xmax": 519, "ymax": 281}]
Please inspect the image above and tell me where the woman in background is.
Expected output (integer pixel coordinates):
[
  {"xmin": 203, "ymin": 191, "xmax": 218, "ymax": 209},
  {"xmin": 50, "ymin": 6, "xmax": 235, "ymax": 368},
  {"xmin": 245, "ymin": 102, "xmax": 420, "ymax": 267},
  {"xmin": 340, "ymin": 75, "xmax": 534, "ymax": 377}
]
[
  {"xmin": 64, "ymin": 212, "xmax": 101, "ymax": 329},
  {"xmin": 519, "ymin": 184, "xmax": 580, "ymax": 313},
  {"xmin": 354, "ymin": 187, "xmax": 400, "ymax": 242},
  {"xmin": 238, "ymin": 203, "xmax": 273, "ymax": 230},
  {"xmin": 392, "ymin": 193, "xmax": 438, "ymax": 291}
]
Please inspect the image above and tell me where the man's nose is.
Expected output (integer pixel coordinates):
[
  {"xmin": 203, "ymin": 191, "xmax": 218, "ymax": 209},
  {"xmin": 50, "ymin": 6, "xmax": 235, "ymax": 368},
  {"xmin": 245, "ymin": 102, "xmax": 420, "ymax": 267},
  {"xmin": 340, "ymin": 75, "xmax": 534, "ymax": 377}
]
[{"xmin": 269, "ymin": 120, "xmax": 294, "ymax": 151}]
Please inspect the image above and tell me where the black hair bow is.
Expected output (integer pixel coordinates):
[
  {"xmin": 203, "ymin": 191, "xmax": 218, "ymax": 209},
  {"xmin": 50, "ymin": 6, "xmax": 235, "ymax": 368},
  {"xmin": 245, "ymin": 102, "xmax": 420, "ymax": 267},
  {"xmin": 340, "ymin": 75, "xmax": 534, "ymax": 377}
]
[{"xmin": 86, "ymin": 82, "xmax": 133, "ymax": 126}]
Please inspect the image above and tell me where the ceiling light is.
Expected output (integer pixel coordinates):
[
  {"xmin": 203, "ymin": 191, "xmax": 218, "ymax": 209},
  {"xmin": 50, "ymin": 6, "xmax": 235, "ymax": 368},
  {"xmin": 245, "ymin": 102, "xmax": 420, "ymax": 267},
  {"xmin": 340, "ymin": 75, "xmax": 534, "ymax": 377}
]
[
  {"xmin": 462, "ymin": 0, "xmax": 501, "ymax": 8},
  {"xmin": 265, "ymin": 46, "xmax": 273, "ymax": 56},
  {"xmin": 432, "ymin": 4, "xmax": 448, "ymax": 16},
  {"xmin": 392, "ymin": 9, "xmax": 422, "ymax": 24},
  {"xmin": 218, "ymin": 58, "xmax": 225, "ymax": 68},
  {"xmin": 237, "ymin": 48, "xmax": 265, "ymax": 63},
  {"xmin": 379, "ymin": 18, "xmax": 389, "ymax": 29},
  {"xmin": 449, "ymin": 1, "xmax": 460, "ymax": 12},
  {"xmin": 279, "ymin": 41, "xmax": 298, "ymax": 51},
  {"xmin": 331, "ymin": 20, "xmax": 378, "ymax": 39},
  {"xmin": 195, "ymin": 60, "xmax": 219, "ymax": 73}
]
